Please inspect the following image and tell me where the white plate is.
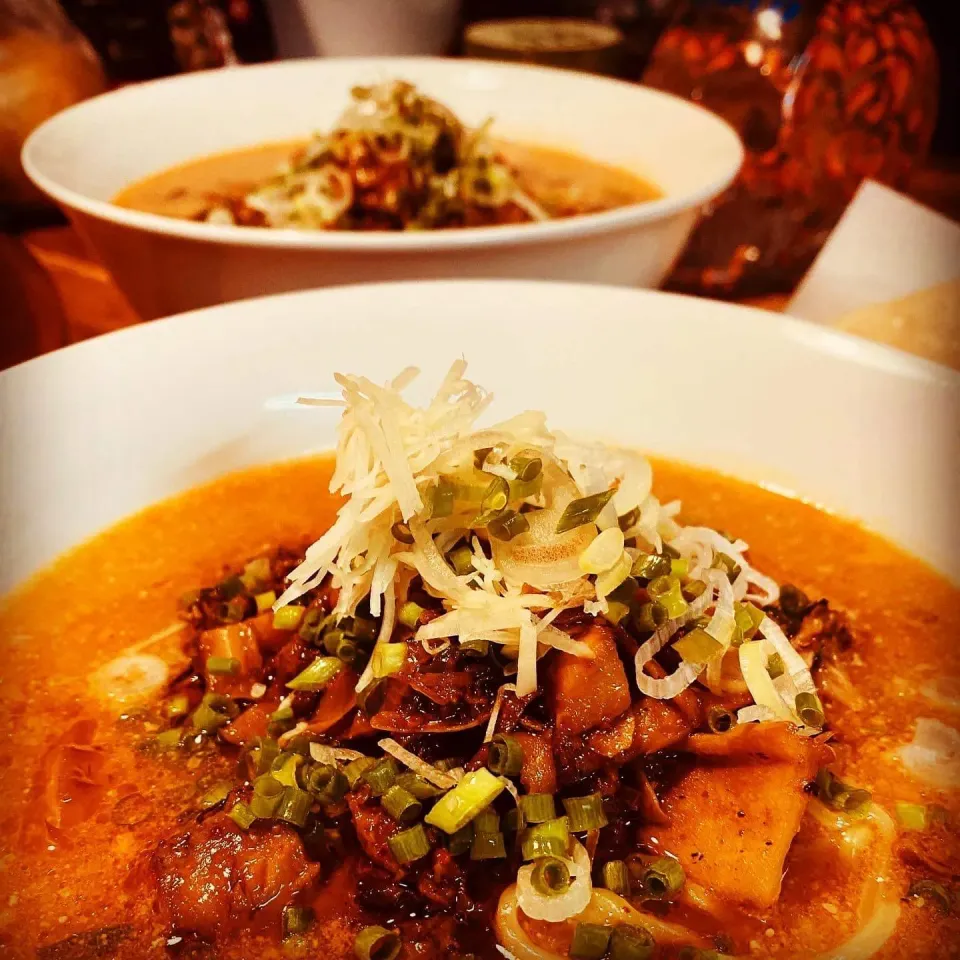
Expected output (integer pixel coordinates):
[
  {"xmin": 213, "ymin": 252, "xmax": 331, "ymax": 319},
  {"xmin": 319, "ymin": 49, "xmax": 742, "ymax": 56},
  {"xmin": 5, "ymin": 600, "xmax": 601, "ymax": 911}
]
[
  {"xmin": 22, "ymin": 57, "xmax": 741, "ymax": 319},
  {"xmin": 1, "ymin": 280, "xmax": 957, "ymax": 596}
]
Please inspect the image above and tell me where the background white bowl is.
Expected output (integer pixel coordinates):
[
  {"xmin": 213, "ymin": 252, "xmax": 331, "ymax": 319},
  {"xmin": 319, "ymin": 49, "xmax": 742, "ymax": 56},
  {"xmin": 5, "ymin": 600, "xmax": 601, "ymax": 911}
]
[
  {"xmin": 22, "ymin": 58, "xmax": 742, "ymax": 320},
  {"xmin": 1, "ymin": 280, "xmax": 957, "ymax": 596}
]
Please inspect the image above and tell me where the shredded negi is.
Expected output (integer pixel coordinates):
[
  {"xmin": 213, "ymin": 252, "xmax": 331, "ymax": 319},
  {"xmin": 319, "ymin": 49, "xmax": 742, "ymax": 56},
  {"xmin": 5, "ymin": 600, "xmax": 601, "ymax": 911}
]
[
  {"xmin": 201, "ymin": 80, "xmax": 549, "ymax": 231},
  {"xmin": 145, "ymin": 363, "xmax": 870, "ymax": 955}
]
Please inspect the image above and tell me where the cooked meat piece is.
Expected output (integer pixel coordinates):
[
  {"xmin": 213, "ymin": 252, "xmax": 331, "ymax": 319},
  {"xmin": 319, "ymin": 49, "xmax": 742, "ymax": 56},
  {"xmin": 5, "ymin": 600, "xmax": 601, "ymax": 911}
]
[
  {"xmin": 347, "ymin": 786, "xmax": 403, "ymax": 877},
  {"xmin": 639, "ymin": 723, "xmax": 830, "ymax": 910},
  {"xmin": 513, "ymin": 731, "xmax": 558, "ymax": 794},
  {"xmin": 550, "ymin": 625, "xmax": 631, "ymax": 736},
  {"xmin": 417, "ymin": 848, "xmax": 471, "ymax": 910},
  {"xmin": 197, "ymin": 621, "xmax": 263, "ymax": 698},
  {"xmin": 153, "ymin": 814, "xmax": 319, "ymax": 940},
  {"xmin": 767, "ymin": 596, "xmax": 854, "ymax": 665},
  {"xmin": 898, "ymin": 816, "xmax": 958, "ymax": 881}
]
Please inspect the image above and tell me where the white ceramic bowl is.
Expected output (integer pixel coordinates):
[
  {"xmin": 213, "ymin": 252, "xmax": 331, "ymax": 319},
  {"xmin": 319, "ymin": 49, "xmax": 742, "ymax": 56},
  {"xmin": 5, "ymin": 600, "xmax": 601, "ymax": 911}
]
[
  {"xmin": 1, "ymin": 280, "xmax": 957, "ymax": 597},
  {"xmin": 22, "ymin": 58, "xmax": 742, "ymax": 320}
]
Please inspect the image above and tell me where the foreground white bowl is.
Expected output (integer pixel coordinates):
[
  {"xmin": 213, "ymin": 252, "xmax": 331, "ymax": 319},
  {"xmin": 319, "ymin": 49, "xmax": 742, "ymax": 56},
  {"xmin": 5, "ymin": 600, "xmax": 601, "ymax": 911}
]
[
  {"xmin": 1, "ymin": 280, "xmax": 957, "ymax": 596},
  {"xmin": 22, "ymin": 58, "xmax": 742, "ymax": 320}
]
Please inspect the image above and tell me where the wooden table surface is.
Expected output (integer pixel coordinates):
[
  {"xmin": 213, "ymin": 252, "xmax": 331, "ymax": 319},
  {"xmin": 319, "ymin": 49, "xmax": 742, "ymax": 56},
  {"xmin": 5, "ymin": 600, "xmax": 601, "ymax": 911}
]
[{"xmin": 6, "ymin": 158, "xmax": 959, "ymax": 370}]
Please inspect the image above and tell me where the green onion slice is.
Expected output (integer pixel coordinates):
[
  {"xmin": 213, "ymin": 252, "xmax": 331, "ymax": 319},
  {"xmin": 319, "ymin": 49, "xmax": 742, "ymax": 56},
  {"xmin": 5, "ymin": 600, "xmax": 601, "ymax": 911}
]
[
  {"xmin": 570, "ymin": 923, "xmax": 613, "ymax": 960},
  {"xmin": 424, "ymin": 768, "xmax": 505, "ymax": 834},
  {"xmin": 638, "ymin": 857, "xmax": 685, "ymax": 899},
  {"xmin": 199, "ymin": 781, "xmax": 232, "ymax": 810},
  {"xmin": 795, "ymin": 691, "xmax": 825, "ymax": 727},
  {"xmin": 388, "ymin": 824, "xmax": 431, "ymax": 864},
  {"xmin": 447, "ymin": 543, "xmax": 475, "ymax": 576},
  {"xmin": 509, "ymin": 450, "xmax": 543, "ymax": 482},
  {"xmin": 447, "ymin": 823, "xmax": 474, "ymax": 857},
  {"xmin": 555, "ymin": 489, "xmax": 615, "ymax": 534},
  {"xmin": 273, "ymin": 605, "xmax": 305, "ymax": 631},
  {"xmin": 530, "ymin": 856, "xmax": 571, "ymax": 896},
  {"xmin": 228, "ymin": 801, "xmax": 256, "ymax": 830},
  {"xmin": 362, "ymin": 757, "xmax": 399, "ymax": 798},
  {"xmin": 602, "ymin": 860, "xmax": 631, "ymax": 896},
  {"xmin": 610, "ymin": 923, "xmax": 655, "ymax": 960},
  {"xmin": 631, "ymin": 552, "xmax": 671, "ymax": 581},
  {"xmin": 488, "ymin": 734, "xmax": 524, "ymax": 777},
  {"xmin": 427, "ymin": 478, "xmax": 455, "ymax": 519},
  {"xmin": 672, "ymin": 627, "xmax": 723, "ymax": 665},
  {"xmin": 473, "ymin": 808, "xmax": 500, "ymax": 834},
  {"xmin": 390, "ymin": 520, "xmax": 414, "ymax": 544},
  {"xmin": 907, "ymin": 879, "xmax": 953, "ymax": 915},
  {"xmin": 397, "ymin": 601, "xmax": 424, "ymax": 629},
  {"xmin": 816, "ymin": 769, "xmax": 871, "ymax": 813},
  {"xmin": 344, "ymin": 756, "xmax": 377, "ymax": 789},
  {"xmin": 282, "ymin": 905, "xmax": 314, "ymax": 939},
  {"xmin": 372, "ymin": 642, "xmax": 408, "ymax": 678},
  {"xmin": 394, "ymin": 772, "xmax": 445, "ymax": 800},
  {"xmin": 381, "ymin": 785, "xmax": 422, "ymax": 824},
  {"xmin": 562, "ymin": 793, "xmax": 608, "ymax": 832},
  {"xmin": 646, "ymin": 576, "xmax": 688, "ymax": 619},
  {"xmin": 354, "ymin": 925, "xmax": 401, "ymax": 960},
  {"xmin": 520, "ymin": 816, "xmax": 570, "ymax": 860},
  {"xmin": 519, "ymin": 793, "xmax": 557, "ymax": 824},
  {"xmin": 487, "ymin": 509, "xmax": 530, "ymax": 542},
  {"xmin": 470, "ymin": 831, "xmax": 507, "ymax": 860},
  {"xmin": 287, "ymin": 656, "xmax": 343, "ymax": 692},
  {"xmin": 707, "ymin": 705, "xmax": 737, "ymax": 734},
  {"xmin": 276, "ymin": 786, "xmax": 312, "ymax": 827}
]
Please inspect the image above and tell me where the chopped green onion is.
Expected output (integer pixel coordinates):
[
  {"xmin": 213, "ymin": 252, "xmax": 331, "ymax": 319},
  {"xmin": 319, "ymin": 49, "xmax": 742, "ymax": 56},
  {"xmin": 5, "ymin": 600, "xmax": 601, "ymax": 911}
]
[
  {"xmin": 250, "ymin": 775, "xmax": 284, "ymax": 818},
  {"xmin": 481, "ymin": 475, "xmax": 510, "ymax": 515},
  {"xmin": 707, "ymin": 705, "xmax": 737, "ymax": 734},
  {"xmin": 459, "ymin": 637, "xmax": 490, "ymax": 658},
  {"xmin": 244, "ymin": 737, "xmax": 280, "ymax": 778},
  {"xmin": 681, "ymin": 579, "xmax": 707, "ymax": 602},
  {"xmin": 670, "ymin": 558, "xmax": 689, "ymax": 578},
  {"xmin": 362, "ymin": 757, "xmax": 399, "ymax": 797},
  {"xmin": 637, "ymin": 857, "xmax": 685, "ymax": 898},
  {"xmin": 907, "ymin": 879, "xmax": 952, "ymax": 914},
  {"xmin": 487, "ymin": 509, "xmax": 530, "ymax": 542},
  {"xmin": 199, "ymin": 781, "xmax": 232, "ymax": 810},
  {"xmin": 346, "ymin": 616, "xmax": 379, "ymax": 643},
  {"xmin": 509, "ymin": 451, "xmax": 543, "ymax": 482},
  {"xmin": 618, "ymin": 507, "xmax": 641, "ymax": 532},
  {"xmin": 646, "ymin": 576, "xmax": 688, "ymax": 619},
  {"xmin": 425, "ymin": 768, "xmax": 505, "ymax": 834},
  {"xmin": 302, "ymin": 764, "xmax": 348, "ymax": 804},
  {"xmin": 795, "ymin": 692, "xmax": 825, "ymax": 727},
  {"xmin": 488, "ymin": 734, "xmax": 524, "ymax": 777},
  {"xmin": 381, "ymin": 785, "xmax": 422, "ymax": 824},
  {"xmin": 713, "ymin": 552, "xmax": 741, "ymax": 582},
  {"xmin": 631, "ymin": 552, "xmax": 671, "ymax": 581},
  {"xmin": 273, "ymin": 605, "xmax": 305, "ymax": 631},
  {"xmin": 570, "ymin": 923, "xmax": 613, "ymax": 960},
  {"xmin": 610, "ymin": 924, "xmax": 655, "ymax": 960},
  {"xmin": 448, "ymin": 544, "xmax": 475, "ymax": 576},
  {"xmin": 816, "ymin": 769, "xmax": 871, "ymax": 813},
  {"xmin": 672, "ymin": 627, "xmax": 723, "ymax": 665},
  {"xmin": 631, "ymin": 601, "xmax": 669, "ymax": 634},
  {"xmin": 321, "ymin": 627, "xmax": 344, "ymax": 656},
  {"xmin": 286, "ymin": 656, "xmax": 342, "ymax": 691},
  {"xmin": 426, "ymin": 478, "xmax": 455, "ymax": 519},
  {"xmin": 473, "ymin": 808, "xmax": 500, "ymax": 834},
  {"xmin": 282, "ymin": 905, "xmax": 314, "ymax": 939},
  {"xmin": 766, "ymin": 651, "xmax": 785, "ymax": 680},
  {"xmin": 255, "ymin": 590, "xmax": 277, "ymax": 613},
  {"xmin": 447, "ymin": 823, "xmax": 474, "ymax": 857},
  {"xmin": 519, "ymin": 793, "xmax": 557, "ymax": 824},
  {"xmin": 895, "ymin": 802, "xmax": 928, "ymax": 832},
  {"xmin": 602, "ymin": 860, "xmax": 631, "ymax": 896},
  {"xmin": 299, "ymin": 608, "xmax": 330, "ymax": 645},
  {"xmin": 608, "ymin": 577, "xmax": 639, "ymax": 607},
  {"xmin": 206, "ymin": 655, "xmax": 241, "ymax": 675},
  {"xmin": 388, "ymin": 824, "xmax": 431, "ymax": 864},
  {"xmin": 520, "ymin": 817, "xmax": 570, "ymax": 860},
  {"xmin": 276, "ymin": 786, "xmax": 312, "ymax": 827},
  {"xmin": 503, "ymin": 807, "xmax": 525, "ymax": 835},
  {"xmin": 394, "ymin": 772, "xmax": 445, "ymax": 800},
  {"xmin": 344, "ymin": 756, "xmax": 377, "ymax": 789},
  {"xmin": 270, "ymin": 700, "xmax": 294, "ymax": 724},
  {"xmin": 562, "ymin": 793, "xmax": 608, "ymax": 832},
  {"xmin": 606, "ymin": 601, "xmax": 631, "ymax": 624},
  {"xmin": 334, "ymin": 635, "xmax": 359, "ymax": 665},
  {"xmin": 165, "ymin": 694, "xmax": 190, "ymax": 719},
  {"xmin": 508, "ymin": 475, "xmax": 543, "ymax": 501},
  {"xmin": 217, "ymin": 595, "xmax": 249, "ymax": 624},
  {"xmin": 555, "ymin": 489, "xmax": 615, "ymax": 534},
  {"xmin": 153, "ymin": 728, "xmax": 183, "ymax": 749},
  {"xmin": 734, "ymin": 602, "xmax": 765, "ymax": 642},
  {"xmin": 219, "ymin": 574, "xmax": 245, "ymax": 599},
  {"xmin": 228, "ymin": 801, "xmax": 256, "ymax": 830},
  {"xmin": 241, "ymin": 557, "xmax": 271, "ymax": 591},
  {"xmin": 397, "ymin": 601, "xmax": 424, "ymax": 629},
  {"xmin": 470, "ymin": 831, "xmax": 507, "ymax": 860},
  {"xmin": 189, "ymin": 692, "xmax": 237, "ymax": 734},
  {"xmin": 271, "ymin": 753, "xmax": 304, "ymax": 788},
  {"xmin": 372, "ymin": 642, "xmax": 408, "ymax": 678},
  {"xmin": 357, "ymin": 678, "xmax": 387, "ymax": 717},
  {"xmin": 354, "ymin": 925, "xmax": 401, "ymax": 960},
  {"xmin": 391, "ymin": 521, "xmax": 414, "ymax": 544},
  {"xmin": 531, "ymin": 856, "xmax": 571, "ymax": 895}
]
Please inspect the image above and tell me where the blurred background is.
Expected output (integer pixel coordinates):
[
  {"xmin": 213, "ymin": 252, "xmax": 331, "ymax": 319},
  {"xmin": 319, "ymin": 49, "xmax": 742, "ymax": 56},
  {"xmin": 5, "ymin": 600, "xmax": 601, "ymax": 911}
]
[{"xmin": 2, "ymin": 0, "xmax": 957, "ymax": 366}]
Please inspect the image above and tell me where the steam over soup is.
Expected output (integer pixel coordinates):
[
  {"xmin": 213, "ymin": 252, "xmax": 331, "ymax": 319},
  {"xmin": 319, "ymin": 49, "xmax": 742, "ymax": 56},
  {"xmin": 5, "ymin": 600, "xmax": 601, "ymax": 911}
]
[
  {"xmin": 113, "ymin": 80, "xmax": 659, "ymax": 231},
  {"xmin": 0, "ymin": 364, "xmax": 957, "ymax": 960}
]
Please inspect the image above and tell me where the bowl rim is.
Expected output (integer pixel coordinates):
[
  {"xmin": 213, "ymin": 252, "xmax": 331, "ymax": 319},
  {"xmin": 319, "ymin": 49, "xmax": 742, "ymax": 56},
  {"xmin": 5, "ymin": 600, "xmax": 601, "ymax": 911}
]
[{"xmin": 21, "ymin": 56, "xmax": 745, "ymax": 253}]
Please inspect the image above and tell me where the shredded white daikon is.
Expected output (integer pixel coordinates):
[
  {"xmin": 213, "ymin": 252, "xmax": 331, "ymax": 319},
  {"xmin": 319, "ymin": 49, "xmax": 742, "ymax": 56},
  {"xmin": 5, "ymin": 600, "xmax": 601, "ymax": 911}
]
[
  {"xmin": 378, "ymin": 737, "xmax": 460, "ymax": 789},
  {"xmin": 309, "ymin": 744, "xmax": 366, "ymax": 764}
]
